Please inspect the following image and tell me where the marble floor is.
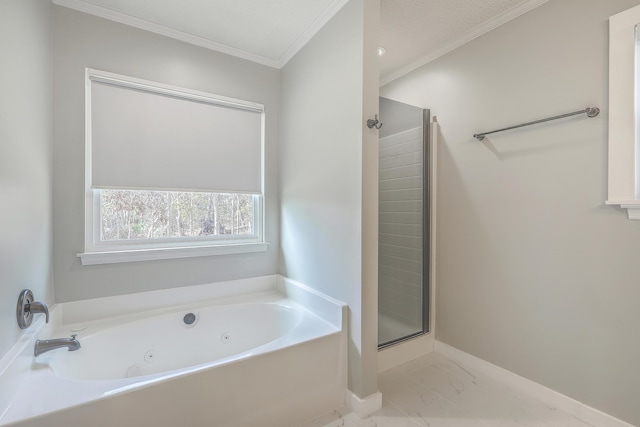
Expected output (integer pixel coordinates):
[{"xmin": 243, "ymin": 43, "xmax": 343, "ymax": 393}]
[{"xmin": 298, "ymin": 352, "xmax": 596, "ymax": 427}]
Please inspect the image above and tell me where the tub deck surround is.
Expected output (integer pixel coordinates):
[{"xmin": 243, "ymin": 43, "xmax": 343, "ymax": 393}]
[{"xmin": 0, "ymin": 275, "xmax": 348, "ymax": 427}]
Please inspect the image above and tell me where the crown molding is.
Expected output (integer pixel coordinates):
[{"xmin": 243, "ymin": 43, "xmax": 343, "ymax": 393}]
[
  {"xmin": 52, "ymin": 0, "xmax": 349, "ymax": 70},
  {"xmin": 380, "ymin": 0, "xmax": 549, "ymax": 87},
  {"xmin": 52, "ymin": 0, "xmax": 280, "ymax": 69},
  {"xmin": 277, "ymin": 0, "xmax": 350, "ymax": 68}
]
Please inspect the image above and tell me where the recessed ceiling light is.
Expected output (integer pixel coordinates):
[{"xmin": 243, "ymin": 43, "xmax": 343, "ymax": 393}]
[{"xmin": 378, "ymin": 46, "xmax": 386, "ymax": 56}]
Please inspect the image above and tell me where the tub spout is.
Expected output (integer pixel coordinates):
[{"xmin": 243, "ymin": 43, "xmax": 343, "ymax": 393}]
[{"xmin": 35, "ymin": 334, "xmax": 81, "ymax": 357}]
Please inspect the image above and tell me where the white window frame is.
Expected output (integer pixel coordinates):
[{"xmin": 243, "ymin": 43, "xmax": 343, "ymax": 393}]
[
  {"xmin": 607, "ymin": 5, "xmax": 640, "ymax": 219},
  {"xmin": 78, "ymin": 69, "xmax": 267, "ymax": 265}
]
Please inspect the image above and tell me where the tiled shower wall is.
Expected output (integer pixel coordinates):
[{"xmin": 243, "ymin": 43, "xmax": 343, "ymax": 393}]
[{"xmin": 378, "ymin": 125, "xmax": 423, "ymax": 334}]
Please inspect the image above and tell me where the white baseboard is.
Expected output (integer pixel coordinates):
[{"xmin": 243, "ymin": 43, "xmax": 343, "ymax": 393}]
[
  {"xmin": 435, "ymin": 341, "xmax": 635, "ymax": 427},
  {"xmin": 378, "ymin": 333, "xmax": 434, "ymax": 373},
  {"xmin": 346, "ymin": 390, "xmax": 382, "ymax": 418}
]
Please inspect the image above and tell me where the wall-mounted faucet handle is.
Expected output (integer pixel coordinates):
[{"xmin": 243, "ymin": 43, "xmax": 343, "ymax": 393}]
[
  {"xmin": 16, "ymin": 289, "xmax": 49, "ymax": 329},
  {"xmin": 26, "ymin": 301, "xmax": 49, "ymax": 323}
]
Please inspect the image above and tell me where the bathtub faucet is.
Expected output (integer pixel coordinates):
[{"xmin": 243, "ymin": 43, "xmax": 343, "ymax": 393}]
[{"xmin": 34, "ymin": 334, "xmax": 81, "ymax": 357}]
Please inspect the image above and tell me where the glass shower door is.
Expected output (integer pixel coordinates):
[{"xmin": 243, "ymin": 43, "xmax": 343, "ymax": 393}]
[{"xmin": 378, "ymin": 97, "xmax": 430, "ymax": 348}]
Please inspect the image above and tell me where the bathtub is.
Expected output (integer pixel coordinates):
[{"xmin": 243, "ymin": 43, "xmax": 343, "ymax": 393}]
[{"xmin": 0, "ymin": 275, "xmax": 347, "ymax": 427}]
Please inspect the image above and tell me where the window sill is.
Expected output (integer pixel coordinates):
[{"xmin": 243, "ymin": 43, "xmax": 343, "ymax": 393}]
[
  {"xmin": 78, "ymin": 242, "xmax": 269, "ymax": 266},
  {"xmin": 606, "ymin": 201, "xmax": 640, "ymax": 220}
]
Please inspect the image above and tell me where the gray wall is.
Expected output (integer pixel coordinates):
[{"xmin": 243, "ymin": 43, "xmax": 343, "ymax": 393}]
[
  {"xmin": 279, "ymin": 0, "xmax": 379, "ymax": 398},
  {"xmin": 0, "ymin": 0, "xmax": 53, "ymax": 359},
  {"xmin": 381, "ymin": 0, "xmax": 640, "ymax": 424},
  {"xmin": 53, "ymin": 6, "xmax": 280, "ymax": 302}
]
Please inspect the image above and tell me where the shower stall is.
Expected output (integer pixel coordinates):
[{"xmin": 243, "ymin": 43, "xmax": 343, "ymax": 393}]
[{"xmin": 378, "ymin": 97, "xmax": 431, "ymax": 348}]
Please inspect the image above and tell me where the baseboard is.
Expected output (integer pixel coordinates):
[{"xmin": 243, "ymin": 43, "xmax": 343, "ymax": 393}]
[
  {"xmin": 435, "ymin": 341, "xmax": 635, "ymax": 427},
  {"xmin": 345, "ymin": 390, "xmax": 382, "ymax": 418},
  {"xmin": 378, "ymin": 333, "xmax": 434, "ymax": 373}
]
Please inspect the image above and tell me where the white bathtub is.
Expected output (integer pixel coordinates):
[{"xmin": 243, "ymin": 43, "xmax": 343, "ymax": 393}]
[{"xmin": 0, "ymin": 275, "xmax": 347, "ymax": 427}]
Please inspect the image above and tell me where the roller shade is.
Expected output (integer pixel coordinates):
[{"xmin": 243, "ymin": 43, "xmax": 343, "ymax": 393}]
[{"xmin": 89, "ymin": 71, "xmax": 263, "ymax": 194}]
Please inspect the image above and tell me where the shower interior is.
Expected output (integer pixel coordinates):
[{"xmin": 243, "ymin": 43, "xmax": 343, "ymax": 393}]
[{"xmin": 378, "ymin": 97, "xmax": 430, "ymax": 348}]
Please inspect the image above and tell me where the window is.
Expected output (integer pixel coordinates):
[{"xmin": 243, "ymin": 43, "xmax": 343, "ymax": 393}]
[
  {"xmin": 99, "ymin": 190, "xmax": 258, "ymax": 242},
  {"xmin": 608, "ymin": 5, "xmax": 640, "ymax": 219},
  {"xmin": 79, "ymin": 69, "xmax": 267, "ymax": 265}
]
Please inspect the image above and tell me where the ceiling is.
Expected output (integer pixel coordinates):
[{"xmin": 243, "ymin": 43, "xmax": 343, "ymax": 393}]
[{"xmin": 53, "ymin": 0, "xmax": 547, "ymax": 85}]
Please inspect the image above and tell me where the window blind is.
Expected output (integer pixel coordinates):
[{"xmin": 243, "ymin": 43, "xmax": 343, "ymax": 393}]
[{"xmin": 88, "ymin": 71, "xmax": 263, "ymax": 194}]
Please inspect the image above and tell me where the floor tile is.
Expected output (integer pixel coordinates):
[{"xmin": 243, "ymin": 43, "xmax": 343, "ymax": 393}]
[
  {"xmin": 345, "ymin": 404, "xmax": 423, "ymax": 427},
  {"xmin": 298, "ymin": 352, "xmax": 597, "ymax": 427},
  {"xmin": 297, "ymin": 408, "xmax": 350, "ymax": 427}
]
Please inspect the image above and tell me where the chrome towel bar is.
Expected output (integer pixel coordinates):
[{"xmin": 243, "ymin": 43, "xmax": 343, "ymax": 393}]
[{"xmin": 473, "ymin": 106, "xmax": 600, "ymax": 141}]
